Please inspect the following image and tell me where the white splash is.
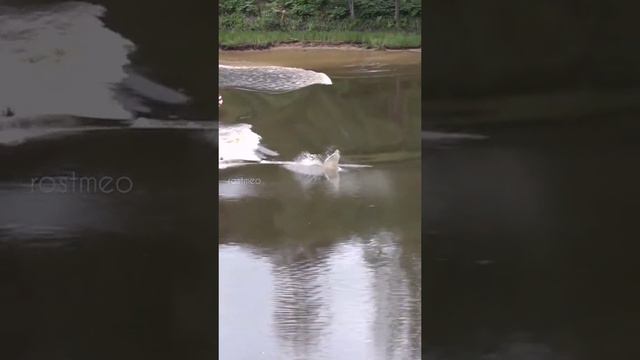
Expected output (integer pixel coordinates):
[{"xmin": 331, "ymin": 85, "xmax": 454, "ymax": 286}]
[
  {"xmin": 219, "ymin": 64, "xmax": 332, "ymax": 93},
  {"xmin": 219, "ymin": 123, "xmax": 277, "ymax": 169}
]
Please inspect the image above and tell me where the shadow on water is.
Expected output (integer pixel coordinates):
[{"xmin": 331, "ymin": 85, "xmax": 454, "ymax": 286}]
[
  {"xmin": 423, "ymin": 118, "xmax": 640, "ymax": 359},
  {"xmin": 0, "ymin": 130, "xmax": 217, "ymax": 359}
]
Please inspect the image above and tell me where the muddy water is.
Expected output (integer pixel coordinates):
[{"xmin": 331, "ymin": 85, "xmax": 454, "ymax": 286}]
[
  {"xmin": 220, "ymin": 48, "xmax": 420, "ymax": 70},
  {"xmin": 219, "ymin": 49, "xmax": 421, "ymax": 360},
  {"xmin": 423, "ymin": 119, "xmax": 640, "ymax": 360},
  {"xmin": 0, "ymin": 1, "xmax": 217, "ymax": 359}
]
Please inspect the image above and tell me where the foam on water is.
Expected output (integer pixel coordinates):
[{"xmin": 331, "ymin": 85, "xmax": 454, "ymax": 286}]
[
  {"xmin": 219, "ymin": 64, "xmax": 332, "ymax": 93},
  {"xmin": 219, "ymin": 123, "xmax": 279, "ymax": 169},
  {"xmin": 244, "ymin": 151, "xmax": 372, "ymax": 176},
  {"xmin": 280, "ymin": 152, "xmax": 327, "ymax": 177}
]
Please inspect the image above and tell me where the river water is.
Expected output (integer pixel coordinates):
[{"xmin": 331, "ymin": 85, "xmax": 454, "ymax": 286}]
[
  {"xmin": 0, "ymin": 1, "xmax": 421, "ymax": 355},
  {"xmin": 219, "ymin": 49, "xmax": 421, "ymax": 360},
  {"xmin": 0, "ymin": 1, "xmax": 216, "ymax": 359},
  {"xmin": 424, "ymin": 119, "xmax": 640, "ymax": 359},
  {"xmin": 4, "ymin": 2, "xmax": 636, "ymax": 359}
]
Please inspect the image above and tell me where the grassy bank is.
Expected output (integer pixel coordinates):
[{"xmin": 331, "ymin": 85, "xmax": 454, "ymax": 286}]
[{"xmin": 219, "ymin": 31, "xmax": 421, "ymax": 50}]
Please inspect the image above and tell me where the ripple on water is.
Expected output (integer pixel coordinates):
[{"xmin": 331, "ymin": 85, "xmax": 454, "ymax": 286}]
[{"xmin": 219, "ymin": 230, "xmax": 421, "ymax": 360}]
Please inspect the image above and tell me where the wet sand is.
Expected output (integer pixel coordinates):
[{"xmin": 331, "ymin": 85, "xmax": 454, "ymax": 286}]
[{"xmin": 219, "ymin": 48, "xmax": 421, "ymax": 70}]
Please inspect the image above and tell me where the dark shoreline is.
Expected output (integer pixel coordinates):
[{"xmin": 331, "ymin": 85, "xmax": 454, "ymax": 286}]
[{"xmin": 220, "ymin": 42, "xmax": 421, "ymax": 51}]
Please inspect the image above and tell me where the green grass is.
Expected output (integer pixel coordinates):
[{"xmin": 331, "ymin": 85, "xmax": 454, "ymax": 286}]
[{"xmin": 219, "ymin": 31, "xmax": 421, "ymax": 50}]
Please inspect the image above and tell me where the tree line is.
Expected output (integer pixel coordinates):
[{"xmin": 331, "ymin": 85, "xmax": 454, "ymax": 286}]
[{"xmin": 220, "ymin": 0, "xmax": 421, "ymax": 32}]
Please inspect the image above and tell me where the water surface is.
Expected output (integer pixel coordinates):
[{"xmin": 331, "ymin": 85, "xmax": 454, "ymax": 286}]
[
  {"xmin": 219, "ymin": 49, "xmax": 421, "ymax": 360},
  {"xmin": 424, "ymin": 119, "xmax": 640, "ymax": 359},
  {"xmin": 0, "ymin": 1, "xmax": 217, "ymax": 358}
]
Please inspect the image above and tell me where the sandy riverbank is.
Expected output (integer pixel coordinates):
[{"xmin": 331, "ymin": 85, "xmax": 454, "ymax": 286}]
[
  {"xmin": 219, "ymin": 46, "xmax": 421, "ymax": 70},
  {"xmin": 220, "ymin": 42, "xmax": 421, "ymax": 51}
]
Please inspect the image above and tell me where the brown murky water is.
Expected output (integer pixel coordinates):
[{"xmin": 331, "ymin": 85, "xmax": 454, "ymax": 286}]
[
  {"xmin": 220, "ymin": 48, "xmax": 420, "ymax": 69},
  {"xmin": 0, "ymin": 1, "xmax": 216, "ymax": 359},
  {"xmin": 219, "ymin": 49, "xmax": 421, "ymax": 360}
]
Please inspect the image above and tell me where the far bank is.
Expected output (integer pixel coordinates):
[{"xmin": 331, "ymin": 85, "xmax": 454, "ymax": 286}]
[
  {"xmin": 219, "ymin": 31, "xmax": 421, "ymax": 50},
  {"xmin": 219, "ymin": 47, "xmax": 421, "ymax": 71}
]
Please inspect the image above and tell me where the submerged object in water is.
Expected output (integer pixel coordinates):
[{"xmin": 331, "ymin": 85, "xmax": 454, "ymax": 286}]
[
  {"xmin": 280, "ymin": 150, "xmax": 341, "ymax": 178},
  {"xmin": 276, "ymin": 150, "xmax": 370, "ymax": 190},
  {"xmin": 323, "ymin": 149, "xmax": 340, "ymax": 173},
  {"xmin": 219, "ymin": 64, "xmax": 332, "ymax": 93},
  {"xmin": 266, "ymin": 150, "xmax": 370, "ymax": 176}
]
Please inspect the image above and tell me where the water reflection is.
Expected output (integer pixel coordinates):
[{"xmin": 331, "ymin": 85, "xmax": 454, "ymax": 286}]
[
  {"xmin": 272, "ymin": 249, "xmax": 331, "ymax": 360},
  {"xmin": 219, "ymin": 51, "xmax": 420, "ymax": 359},
  {"xmin": 219, "ymin": 246, "xmax": 278, "ymax": 359},
  {"xmin": 424, "ymin": 121, "xmax": 640, "ymax": 359},
  {"xmin": 219, "ymin": 158, "xmax": 420, "ymax": 359},
  {"xmin": 365, "ymin": 233, "xmax": 421, "ymax": 360},
  {"xmin": 0, "ymin": 1, "xmax": 217, "ymax": 358},
  {"xmin": 218, "ymin": 64, "xmax": 334, "ymax": 168},
  {"xmin": 220, "ymin": 229, "xmax": 420, "ymax": 360},
  {"xmin": 219, "ymin": 60, "xmax": 420, "ymax": 160}
]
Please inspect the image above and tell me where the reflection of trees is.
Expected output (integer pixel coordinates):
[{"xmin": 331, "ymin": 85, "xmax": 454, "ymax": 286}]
[
  {"xmin": 266, "ymin": 230, "xmax": 421, "ymax": 360},
  {"xmin": 270, "ymin": 249, "xmax": 331, "ymax": 360},
  {"xmin": 219, "ymin": 156, "xmax": 420, "ymax": 249},
  {"xmin": 219, "ymin": 65, "xmax": 421, "ymax": 358},
  {"xmin": 391, "ymin": 77, "xmax": 405, "ymax": 126},
  {"xmin": 219, "ymin": 165, "xmax": 421, "ymax": 358},
  {"xmin": 219, "ymin": 71, "xmax": 421, "ymax": 158},
  {"xmin": 361, "ymin": 231, "xmax": 421, "ymax": 360},
  {"xmin": 220, "ymin": 188, "xmax": 407, "ymax": 249}
]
